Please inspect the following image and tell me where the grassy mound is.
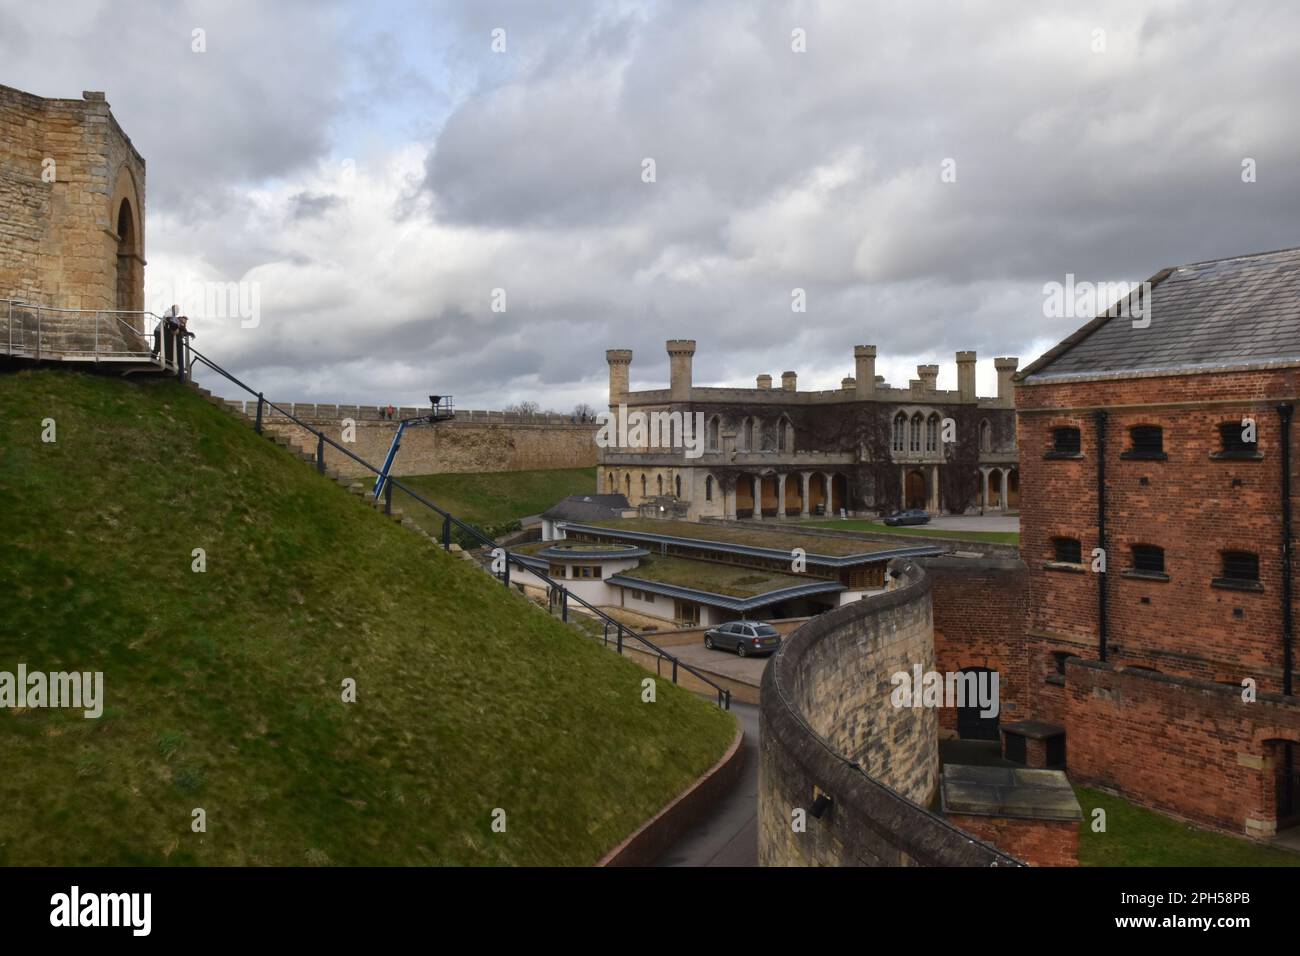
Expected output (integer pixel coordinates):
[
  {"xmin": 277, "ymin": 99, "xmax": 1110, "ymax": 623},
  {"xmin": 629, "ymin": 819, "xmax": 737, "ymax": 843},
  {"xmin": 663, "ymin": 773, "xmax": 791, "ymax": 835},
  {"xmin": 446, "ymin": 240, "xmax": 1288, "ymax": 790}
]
[{"xmin": 0, "ymin": 370, "xmax": 734, "ymax": 866}]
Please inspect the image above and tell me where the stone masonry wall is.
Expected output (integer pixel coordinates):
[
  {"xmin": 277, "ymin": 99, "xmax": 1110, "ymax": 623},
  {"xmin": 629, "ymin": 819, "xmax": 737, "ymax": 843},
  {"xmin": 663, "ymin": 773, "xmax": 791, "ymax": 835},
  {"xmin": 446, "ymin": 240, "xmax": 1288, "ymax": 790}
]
[
  {"xmin": 0, "ymin": 85, "xmax": 145, "ymax": 316},
  {"xmin": 247, "ymin": 403, "xmax": 599, "ymax": 478},
  {"xmin": 758, "ymin": 560, "xmax": 1018, "ymax": 866}
]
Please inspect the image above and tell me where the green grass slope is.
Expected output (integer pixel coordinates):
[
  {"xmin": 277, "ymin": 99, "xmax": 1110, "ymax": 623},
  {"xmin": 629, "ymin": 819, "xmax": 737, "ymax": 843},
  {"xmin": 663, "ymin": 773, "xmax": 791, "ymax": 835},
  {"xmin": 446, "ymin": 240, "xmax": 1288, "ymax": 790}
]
[
  {"xmin": 378, "ymin": 466, "xmax": 595, "ymax": 540},
  {"xmin": 0, "ymin": 370, "xmax": 734, "ymax": 866}
]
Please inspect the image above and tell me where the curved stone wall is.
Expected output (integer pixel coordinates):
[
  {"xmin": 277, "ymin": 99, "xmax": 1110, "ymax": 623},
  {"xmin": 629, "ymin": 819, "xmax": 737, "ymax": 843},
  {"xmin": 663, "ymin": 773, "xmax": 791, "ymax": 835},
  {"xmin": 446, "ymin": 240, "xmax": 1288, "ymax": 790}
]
[{"xmin": 758, "ymin": 559, "xmax": 1019, "ymax": 866}]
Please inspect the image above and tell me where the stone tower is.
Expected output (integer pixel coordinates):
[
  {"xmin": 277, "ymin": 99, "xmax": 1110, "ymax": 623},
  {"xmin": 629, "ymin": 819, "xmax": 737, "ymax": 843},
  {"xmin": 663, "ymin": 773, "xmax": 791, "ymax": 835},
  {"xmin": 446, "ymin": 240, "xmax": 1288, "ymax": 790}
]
[{"xmin": 0, "ymin": 85, "xmax": 146, "ymax": 324}]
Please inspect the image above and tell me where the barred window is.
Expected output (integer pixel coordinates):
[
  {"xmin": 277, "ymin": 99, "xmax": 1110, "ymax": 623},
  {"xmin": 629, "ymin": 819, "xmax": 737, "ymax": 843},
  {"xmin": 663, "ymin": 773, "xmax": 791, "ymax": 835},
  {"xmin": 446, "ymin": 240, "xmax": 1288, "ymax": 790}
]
[
  {"xmin": 1052, "ymin": 427, "xmax": 1081, "ymax": 454},
  {"xmin": 1128, "ymin": 425, "xmax": 1164, "ymax": 457},
  {"xmin": 1218, "ymin": 422, "xmax": 1257, "ymax": 456},
  {"xmin": 1221, "ymin": 551, "xmax": 1259, "ymax": 583},
  {"xmin": 1053, "ymin": 537, "xmax": 1082, "ymax": 564},
  {"xmin": 1131, "ymin": 544, "xmax": 1165, "ymax": 575}
]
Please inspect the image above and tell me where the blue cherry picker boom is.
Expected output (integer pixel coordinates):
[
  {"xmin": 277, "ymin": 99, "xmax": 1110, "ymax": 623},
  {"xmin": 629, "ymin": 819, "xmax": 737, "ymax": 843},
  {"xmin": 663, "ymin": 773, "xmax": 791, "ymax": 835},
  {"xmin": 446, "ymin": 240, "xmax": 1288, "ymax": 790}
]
[{"xmin": 372, "ymin": 394, "xmax": 456, "ymax": 502}]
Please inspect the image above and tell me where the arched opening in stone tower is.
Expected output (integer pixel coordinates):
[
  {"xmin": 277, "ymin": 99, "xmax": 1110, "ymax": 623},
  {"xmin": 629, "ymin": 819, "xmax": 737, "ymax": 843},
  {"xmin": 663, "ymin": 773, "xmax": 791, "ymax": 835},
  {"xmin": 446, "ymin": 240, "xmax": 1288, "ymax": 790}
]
[{"xmin": 115, "ymin": 198, "xmax": 141, "ymax": 315}]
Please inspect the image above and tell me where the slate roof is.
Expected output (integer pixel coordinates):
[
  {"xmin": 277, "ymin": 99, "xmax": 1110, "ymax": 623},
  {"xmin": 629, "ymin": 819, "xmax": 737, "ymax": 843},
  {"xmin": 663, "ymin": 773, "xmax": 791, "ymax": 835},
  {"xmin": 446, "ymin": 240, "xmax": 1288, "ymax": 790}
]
[
  {"xmin": 1019, "ymin": 246, "xmax": 1300, "ymax": 382},
  {"xmin": 540, "ymin": 494, "xmax": 631, "ymax": 523}
]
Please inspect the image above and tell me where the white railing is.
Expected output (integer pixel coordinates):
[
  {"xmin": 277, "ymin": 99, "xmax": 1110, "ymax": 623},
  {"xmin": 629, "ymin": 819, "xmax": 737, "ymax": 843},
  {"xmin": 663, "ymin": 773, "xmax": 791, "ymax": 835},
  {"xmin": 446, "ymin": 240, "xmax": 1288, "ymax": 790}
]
[{"xmin": 1, "ymin": 300, "xmax": 180, "ymax": 370}]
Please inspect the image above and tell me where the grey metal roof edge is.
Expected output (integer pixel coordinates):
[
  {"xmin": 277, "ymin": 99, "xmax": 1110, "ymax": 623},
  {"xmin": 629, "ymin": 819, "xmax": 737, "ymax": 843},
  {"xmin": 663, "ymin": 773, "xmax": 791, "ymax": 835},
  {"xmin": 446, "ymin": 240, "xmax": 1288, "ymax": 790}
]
[
  {"xmin": 605, "ymin": 573, "xmax": 845, "ymax": 611},
  {"xmin": 558, "ymin": 522, "xmax": 944, "ymax": 566},
  {"xmin": 1019, "ymin": 354, "xmax": 1300, "ymax": 385},
  {"xmin": 534, "ymin": 545, "xmax": 651, "ymax": 560}
]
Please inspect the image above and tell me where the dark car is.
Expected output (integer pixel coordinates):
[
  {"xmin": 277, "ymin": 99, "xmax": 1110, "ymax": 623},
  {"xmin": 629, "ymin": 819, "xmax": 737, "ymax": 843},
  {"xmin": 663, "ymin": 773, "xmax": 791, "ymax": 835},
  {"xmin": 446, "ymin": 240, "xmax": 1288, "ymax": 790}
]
[
  {"xmin": 703, "ymin": 621, "xmax": 782, "ymax": 657},
  {"xmin": 883, "ymin": 508, "xmax": 930, "ymax": 527}
]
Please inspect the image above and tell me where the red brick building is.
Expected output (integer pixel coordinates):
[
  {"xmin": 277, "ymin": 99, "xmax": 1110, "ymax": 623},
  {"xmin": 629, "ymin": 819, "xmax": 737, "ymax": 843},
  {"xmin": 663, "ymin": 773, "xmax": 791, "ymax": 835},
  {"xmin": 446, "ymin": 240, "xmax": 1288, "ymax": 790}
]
[{"xmin": 1014, "ymin": 247, "xmax": 1300, "ymax": 838}]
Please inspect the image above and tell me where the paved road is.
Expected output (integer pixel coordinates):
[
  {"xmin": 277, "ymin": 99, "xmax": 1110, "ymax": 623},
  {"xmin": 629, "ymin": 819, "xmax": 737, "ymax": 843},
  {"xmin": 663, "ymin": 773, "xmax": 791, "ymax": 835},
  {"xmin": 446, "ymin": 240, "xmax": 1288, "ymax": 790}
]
[
  {"xmin": 653, "ymin": 701, "xmax": 759, "ymax": 867},
  {"xmin": 925, "ymin": 514, "xmax": 1019, "ymax": 533}
]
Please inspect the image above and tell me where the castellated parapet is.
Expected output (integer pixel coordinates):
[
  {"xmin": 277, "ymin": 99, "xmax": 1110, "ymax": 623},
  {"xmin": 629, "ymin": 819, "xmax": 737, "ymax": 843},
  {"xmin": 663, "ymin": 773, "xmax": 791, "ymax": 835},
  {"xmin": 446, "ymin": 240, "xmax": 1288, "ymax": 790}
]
[{"xmin": 0, "ymin": 85, "xmax": 146, "ymax": 316}]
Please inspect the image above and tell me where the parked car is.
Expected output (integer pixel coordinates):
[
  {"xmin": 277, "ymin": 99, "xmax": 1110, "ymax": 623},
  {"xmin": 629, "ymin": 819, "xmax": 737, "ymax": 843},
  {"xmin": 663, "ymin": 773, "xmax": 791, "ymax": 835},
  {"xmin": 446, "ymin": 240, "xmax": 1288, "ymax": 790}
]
[
  {"xmin": 703, "ymin": 621, "xmax": 783, "ymax": 657},
  {"xmin": 883, "ymin": 508, "xmax": 930, "ymax": 527}
]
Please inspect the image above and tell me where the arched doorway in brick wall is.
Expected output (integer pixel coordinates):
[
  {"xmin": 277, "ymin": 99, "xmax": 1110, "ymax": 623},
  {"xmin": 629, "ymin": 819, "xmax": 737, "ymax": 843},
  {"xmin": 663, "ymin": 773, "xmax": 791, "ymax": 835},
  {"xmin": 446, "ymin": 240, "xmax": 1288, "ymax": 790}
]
[{"xmin": 955, "ymin": 667, "xmax": 999, "ymax": 741}]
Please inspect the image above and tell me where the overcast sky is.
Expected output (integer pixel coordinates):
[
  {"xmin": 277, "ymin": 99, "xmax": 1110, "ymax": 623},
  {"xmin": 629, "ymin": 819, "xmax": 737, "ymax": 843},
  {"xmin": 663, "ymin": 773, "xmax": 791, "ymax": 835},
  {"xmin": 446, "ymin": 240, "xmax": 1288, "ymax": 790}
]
[{"xmin": 4, "ymin": 0, "xmax": 1298, "ymax": 410}]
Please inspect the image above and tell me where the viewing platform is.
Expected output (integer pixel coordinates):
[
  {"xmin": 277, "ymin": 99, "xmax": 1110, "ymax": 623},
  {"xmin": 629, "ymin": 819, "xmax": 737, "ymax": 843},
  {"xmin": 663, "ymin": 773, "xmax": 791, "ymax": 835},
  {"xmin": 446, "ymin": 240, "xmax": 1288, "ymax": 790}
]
[{"xmin": 1, "ymin": 300, "xmax": 181, "ymax": 376}]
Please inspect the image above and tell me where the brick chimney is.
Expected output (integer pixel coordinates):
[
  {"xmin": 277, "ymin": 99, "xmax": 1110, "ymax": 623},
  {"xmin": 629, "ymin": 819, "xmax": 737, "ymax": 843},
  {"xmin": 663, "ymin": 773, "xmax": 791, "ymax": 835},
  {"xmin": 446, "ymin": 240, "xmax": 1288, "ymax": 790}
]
[
  {"xmin": 756, "ymin": 374, "xmax": 772, "ymax": 390},
  {"xmin": 781, "ymin": 370, "xmax": 797, "ymax": 391}
]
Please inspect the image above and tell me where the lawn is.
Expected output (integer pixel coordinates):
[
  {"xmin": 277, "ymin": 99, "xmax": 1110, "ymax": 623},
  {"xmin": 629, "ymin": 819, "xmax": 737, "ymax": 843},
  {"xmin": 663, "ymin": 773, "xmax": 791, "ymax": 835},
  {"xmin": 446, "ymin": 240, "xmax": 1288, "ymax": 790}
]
[
  {"xmin": 378, "ymin": 466, "xmax": 595, "ymax": 539},
  {"xmin": 804, "ymin": 518, "xmax": 1020, "ymax": 546},
  {"xmin": 0, "ymin": 370, "xmax": 734, "ymax": 866},
  {"xmin": 1076, "ymin": 787, "xmax": 1300, "ymax": 867}
]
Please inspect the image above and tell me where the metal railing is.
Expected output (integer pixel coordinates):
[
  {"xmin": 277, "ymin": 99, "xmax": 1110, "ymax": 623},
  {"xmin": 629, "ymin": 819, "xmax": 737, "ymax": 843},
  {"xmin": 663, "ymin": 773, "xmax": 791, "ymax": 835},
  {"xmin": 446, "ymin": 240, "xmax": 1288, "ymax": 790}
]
[
  {"xmin": 184, "ymin": 344, "xmax": 732, "ymax": 710},
  {"xmin": 2, "ymin": 300, "xmax": 186, "ymax": 374}
]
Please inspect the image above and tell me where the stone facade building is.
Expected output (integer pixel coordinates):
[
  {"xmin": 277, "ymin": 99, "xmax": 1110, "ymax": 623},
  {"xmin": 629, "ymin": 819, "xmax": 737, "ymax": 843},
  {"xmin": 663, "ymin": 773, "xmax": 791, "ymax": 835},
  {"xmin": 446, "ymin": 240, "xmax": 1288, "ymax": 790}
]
[
  {"xmin": 1014, "ymin": 246, "xmax": 1300, "ymax": 837},
  {"xmin": 1, "ymin": 84, "xmax": 146, "ymax": 350},
  {"xmin": 598, "ymin": 340, "xmax": 1020, "ymax": 520}
]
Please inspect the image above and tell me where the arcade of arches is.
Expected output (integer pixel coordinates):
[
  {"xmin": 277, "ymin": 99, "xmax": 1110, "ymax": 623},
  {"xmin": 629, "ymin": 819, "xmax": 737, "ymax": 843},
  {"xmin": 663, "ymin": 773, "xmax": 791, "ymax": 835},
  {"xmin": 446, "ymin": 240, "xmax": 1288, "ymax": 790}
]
[{"xmin": 605, "ymin": 468, "xmax": 851, "ymax": 519}]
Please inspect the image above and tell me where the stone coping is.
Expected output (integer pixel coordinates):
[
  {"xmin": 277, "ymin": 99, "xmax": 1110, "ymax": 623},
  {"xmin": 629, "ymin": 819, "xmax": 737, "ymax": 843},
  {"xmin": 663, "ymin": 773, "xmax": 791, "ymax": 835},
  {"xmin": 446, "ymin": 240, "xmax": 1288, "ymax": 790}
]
[{"xmin": 761, "ymin": 560, "xmax": 1021, "ymax": 866}]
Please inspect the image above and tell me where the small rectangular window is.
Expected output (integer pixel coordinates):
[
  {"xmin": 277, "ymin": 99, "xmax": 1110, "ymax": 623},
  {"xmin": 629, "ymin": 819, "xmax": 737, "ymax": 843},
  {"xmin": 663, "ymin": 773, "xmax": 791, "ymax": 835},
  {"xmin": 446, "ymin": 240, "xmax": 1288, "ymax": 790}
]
[
  {"xmin": 1217, "ymin": 422, "xmax": 1260, "ymax": 458},
  {"xmin": 1131, "ymin": 545, "xmax": 1165, "ymax": 575},
  {"xmin": 1053, "ymin": 538, "xmax": 1082, "ymax": 564},
  {"xmin": 1221, "ymin": 551, "xmax": 1259, "ymax": 583},
  {"xmin": 1124, "ymin": 425, "xmax": 1166, "ymax": 459},
  {"xmin": 1051, "ymin": 427, "xmax": 1081, "ymax": 455}
]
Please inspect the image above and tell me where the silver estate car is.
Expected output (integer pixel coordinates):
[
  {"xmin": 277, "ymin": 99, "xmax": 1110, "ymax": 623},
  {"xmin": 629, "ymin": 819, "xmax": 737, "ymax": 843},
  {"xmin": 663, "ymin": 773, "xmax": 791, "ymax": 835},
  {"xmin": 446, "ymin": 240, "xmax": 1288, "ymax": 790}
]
[{"xmin": 703, "ymin": 621, "xmax": 782, "ymax": 657}]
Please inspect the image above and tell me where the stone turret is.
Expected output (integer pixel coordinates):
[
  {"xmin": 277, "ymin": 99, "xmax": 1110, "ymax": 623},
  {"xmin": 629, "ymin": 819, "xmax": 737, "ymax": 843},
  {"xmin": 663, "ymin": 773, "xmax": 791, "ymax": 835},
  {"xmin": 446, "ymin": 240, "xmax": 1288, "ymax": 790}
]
[
  {"xmin": 854, "ymin": 345, "xmax": 876, "ymax": 400},
  {"xmin": 995, "ymin": 357, "xmax": 1019, "ymax": 408},
  {"xmin": 917, "ymin": 364, "xmax": 939, "ymax": 394},
  {"xmin": 667, "ymin": 339, "xmax": 695, "ymax": 401},
  {"xmin": 606, "ymin": 349, "xmax": 632, "ymax": 408},
  {"xmin": 956, "ymin": 350, "xmax": 977, "ymax": 402}
]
